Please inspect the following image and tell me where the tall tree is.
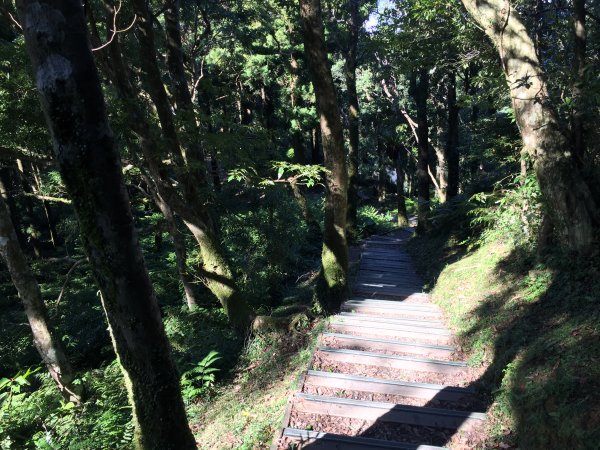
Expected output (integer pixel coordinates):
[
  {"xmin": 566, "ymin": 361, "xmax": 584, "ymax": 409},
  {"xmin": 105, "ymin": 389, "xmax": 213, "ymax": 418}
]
[
  {"xmin": 345, "ymin": 0, "xmax": 361, "ymax": 238},
  {"xmin": 446, "ymin": 71, "xmax": 460, "ymax": 199},
  {"xmin": 572, "ymin": 0, "xmax": 586, "ymax": 162},
  {"xmin": 299, "ymin": 0, "xmax": 349, "ymax": 312},
  {"xmin": 412, "ymin": 69, "xmax": 430, "ymax": 230},
  {"xmin": 461, "ymin": 0, "xmax": 599, "ymax": 252},
  {"xmin": 16, "ymin": 0, "xmax": 196, "ymax": 447},
  {"xmin": 0, "ymin": 195, "xmax": 81, "ymax": 404}
]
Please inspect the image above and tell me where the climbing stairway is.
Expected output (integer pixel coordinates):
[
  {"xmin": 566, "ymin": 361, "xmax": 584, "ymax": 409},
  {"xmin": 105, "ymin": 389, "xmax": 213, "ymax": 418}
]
[{"xmin": 273, "ymin": 230, "xmax": 487, "ymax": 449}]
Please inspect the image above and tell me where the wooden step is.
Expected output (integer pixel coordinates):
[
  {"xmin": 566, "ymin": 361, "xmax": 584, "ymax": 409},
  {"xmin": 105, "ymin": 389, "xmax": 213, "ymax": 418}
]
[
  {"xmin": 294, "ymin": 393, "xmax": 486, "ymax": 430},
  {"xmin": 303, "ymin": 370, "xmax": 476, "ymax": 402},
  {"xmin": 357, "ymin": 272, "xmax": 421, "ymax": 281},
  {"xmin": 328, "ymin": 323, "xmax": 452, "ymax": 343},
  {"xmin": 316, "ymin": 348, "xmax": 466, "ymax": 374},
  {"xmin": 322, "ymin": 333, "xmax": 455, "ymax": 358},
  {"xmin": 342, "ymin": 304, "xmax": 442, "ymax": 319},
  {"xmin": 280, "ymin": 428, "xmax": 447, "ymax": 450},
  {"xmin": 345, "ymin": 298, "xmax": 437, "ymax": 310},
  {"xmin": 353, "ymin": 289, "xmax": 429, "ymax": 300},
  {"xmin": 358, "ymin": 267, "xmax": 421, "ymax": 278},
  {"xmin": 336, "ymin": 313, "xmax": 447, "ymax": 330},
  {"xmin": 354, "ymin": 282, "xmax": 424, "ymax": 292},
  {"xmin": 332, "ymin": 317, "xmax": 451, "ymax": 336}
]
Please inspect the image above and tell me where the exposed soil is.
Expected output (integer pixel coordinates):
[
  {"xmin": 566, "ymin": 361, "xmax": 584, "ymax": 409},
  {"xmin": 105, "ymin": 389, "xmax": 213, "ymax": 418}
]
[
  {"xmin": 301, "ymin": 385, "xmax": 487, "ymax": 412},
  {"xmin": 320, "ymin": 335, "xmax": 458, "ymax": 361}
]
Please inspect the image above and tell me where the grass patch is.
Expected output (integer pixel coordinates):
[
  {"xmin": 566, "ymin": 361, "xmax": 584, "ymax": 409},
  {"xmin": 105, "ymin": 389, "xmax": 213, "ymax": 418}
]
[{"xmin": 409, "ymin": 231, "xmax": 600, "ymax": 449}]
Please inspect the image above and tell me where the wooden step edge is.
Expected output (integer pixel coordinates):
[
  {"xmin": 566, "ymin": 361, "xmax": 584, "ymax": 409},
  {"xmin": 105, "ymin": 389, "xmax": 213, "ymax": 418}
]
[
  {"xmin": 352, "ymin": 291, "xmax": 430, "ymax": 300},
  {"xmin": 331, "ymin": 319, "xmax": 451, "ymax": 336},
  {"xmin": 304, "ymin": 370, "xmax": 477, "ymax": 400},
  {"xmin": 296, "ymin": 393, "xmax": 486, "ymax": 420},
  {"xmin": 342, "ymin": 306, "xmax": 442, "ymax": 319},
  {"xmin": 321, "ymin": 333, "xmax": 456, "ymax": 353},
  {"xmin": 294, "ymin": 393, "xmax": 486, "ymax": 429},
  {"xmin": 281, "ymin": 428, "xmax": 447, "ymax": 450},
  {"xmin": 318, "ymin": 347, "xmax": 467, "ymax": 367},
  {"xmin": 353, "ymin": 292, "xmax": 436, "ymax": 298},
  {"xmin": 328, "ymin": 324, "xmax": 453, "ymax": 344},
  {"xmin": 338, "ymin": 312, "xmax": 446, "ymax": 328},
  {"xmin": 345, "ymin": 299, "xmax": 439, "ymax": 311},
  {"xmin": 354, "ymin": 282, "xmax": 424, "ymax": 291},
  {"xmin": 342, "ymin": 299, "xmax": 442, "ymax": 316}
]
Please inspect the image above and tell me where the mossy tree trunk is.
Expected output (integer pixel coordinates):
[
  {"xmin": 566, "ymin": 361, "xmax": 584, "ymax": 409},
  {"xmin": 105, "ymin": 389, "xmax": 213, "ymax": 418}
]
[
  {"xmin": 461, "ymin": 0, "xmax": 600, "ymax": 252},
  {"xmin": 16, "ymin": 1, "xmax": 195, "ymax": 447},
  {"xmin": 0, "ymin": 195, "xmax": 81, "ymax": 404},
  {"xmin": 300, "ymin": 0, "xmax": 349, "ymax": 313}
]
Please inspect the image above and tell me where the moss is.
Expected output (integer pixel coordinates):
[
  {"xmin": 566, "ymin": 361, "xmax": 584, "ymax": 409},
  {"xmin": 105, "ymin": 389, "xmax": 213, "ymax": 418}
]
[{"xmin": 409, "ymin": 231, "xmax": 600, "ymax": 448}]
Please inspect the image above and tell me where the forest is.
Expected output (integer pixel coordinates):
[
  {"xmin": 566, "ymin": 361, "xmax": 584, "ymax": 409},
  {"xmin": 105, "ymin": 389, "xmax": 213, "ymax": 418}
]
[{"xmin": 0, "ymin": 0, "xmax": 599, "ymax": 448}]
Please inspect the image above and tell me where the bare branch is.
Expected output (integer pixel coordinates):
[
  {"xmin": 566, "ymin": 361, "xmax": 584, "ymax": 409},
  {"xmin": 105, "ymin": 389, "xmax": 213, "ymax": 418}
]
[{"xmin": 92, "ymin": 1, "xmax": 137, "ymax": 52}]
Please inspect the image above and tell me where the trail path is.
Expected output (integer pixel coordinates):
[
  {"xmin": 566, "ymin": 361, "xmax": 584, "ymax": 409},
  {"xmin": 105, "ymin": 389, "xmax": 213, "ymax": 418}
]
[{"xmin": 273, "ymin": 229, "xmax": 486, "ymax": 449}]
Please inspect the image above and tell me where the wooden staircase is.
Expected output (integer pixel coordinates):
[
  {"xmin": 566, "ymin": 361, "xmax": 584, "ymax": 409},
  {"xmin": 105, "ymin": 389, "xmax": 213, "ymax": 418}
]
[{"xmin": 273, "ymin": 230, "xmax": 487, "ymax": 449}]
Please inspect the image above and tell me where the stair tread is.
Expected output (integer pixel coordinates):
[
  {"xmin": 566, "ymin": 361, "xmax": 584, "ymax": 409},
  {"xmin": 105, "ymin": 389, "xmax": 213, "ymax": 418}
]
[
  {"xmin": 318, "ymin": 347, "xmax": 467, "ymax": 366},
  {"xmin": 322, "ymin": 333, "xmax": 455, "ymax": 351},
  {"xmin": 282, "ymin": 428, "xmax": 447, "ymax": 450}
]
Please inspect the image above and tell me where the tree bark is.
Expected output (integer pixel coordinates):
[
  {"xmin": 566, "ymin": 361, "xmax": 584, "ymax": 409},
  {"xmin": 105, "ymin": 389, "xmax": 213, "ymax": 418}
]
[
  {"xmin": 17, "ymin": 0, "xmax": 196, "ymax": 447},
  {"xmin": 345, "ymin": 0, "xmax": 360, "ymax": 238},
  {"xmin": 151, "ymin": 188, "xmax": 198, "ymax": 310},
  {"xmin": 300, "ymin": 0, "xmax": 349, "ymax": 312},
  {"xmin": 446, "ymin": 71, "xmax": 460, "ymax": 199},
  {"xmin": 395, "ymin": 145, "xmax": 409, "ymax": 227},
  {"xmin": 0, "ymin": 195, "xmax": 81, "ymax": 403},
  {"xmin": 412, "ymin": 70, "xmax": 430, "ymax": 230},
  {"xmin": 461, "ymin": 0, "xmax": 599, "ymax": 252},
  {"xmin": 290, "ymin": 52, "xmax": 307, "ymax": 164},
  {"xmin": 572, "ymin": 0, "xmax": 586, "ymax": 162},
  {"xmin": 377, "ymin": 137, "xmax": 387, "ymax": 203}
]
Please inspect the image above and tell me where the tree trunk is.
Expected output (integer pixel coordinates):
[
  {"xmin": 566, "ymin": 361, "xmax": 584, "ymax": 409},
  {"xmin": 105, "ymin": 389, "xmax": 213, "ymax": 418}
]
[
  {"xmin": 0, "ymin": 195, "xmax": 81, "ymax": 403},
  {"xmin": 300, "ymin": 0, "xmax": 349, "ymax": 312},
  {"xmin": 377, "ymin": 137, "xmax": 387, "ymax": 203},
  {"xmin": 290, "ymin": 52, "xmax": 307, "ymax": 164},
  {"xmin": 446, "ymin": 71, "xmax": 460, "ymax": 199},
  {"xmin": 572, "ymin": 0, "xmax": 586, "ymax": 162},
  {"xmin": 311, "ymin": 126, "xmax": 323, "ymax": 164},
  {"xmin": 461, "ymin": 0, "xmax": 599, "ymax": 252},
  {"xmin": 395, "ymin": 146, "xmax": 409, "ymax": 227},
  {"xmin": 31, "ymin": 163, "xmax": 60, "ymax": 247},
  {"xmin": 412, "ymin": 70, "xmax": 430, "ymax": 230},
  {"xmin": 17, "ymin": 0, "xmax": 196, "ymax": 447},
  {"xmin": 433, "ymin": 138, "xmax": 448, "ymax": 204},
  {"xmin": 15, "ymin": 160, "xmax": 42, "ymax": 257},
  {"xmin": 0, "ymin": 168, "xmax": 27, "ymax": 248},
  {"xmin": 345, "ymin": 0, "xmax": 360, "ymax": 238},
  {"xmin": 151, "ymin": 189, "xmax": 198, "ymax": 310}
]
